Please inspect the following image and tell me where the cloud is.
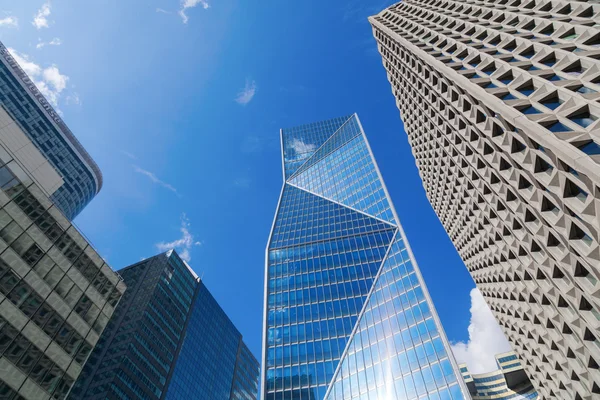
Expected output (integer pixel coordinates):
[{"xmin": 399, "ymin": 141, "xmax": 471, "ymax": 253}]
[
  {"xmin": 8, "ymin": 48, "xmax": 69, "ymax": 108},
  {"xmin": 235, "ymin": 79, "xmax": 257, "ymax": 105},
  {"xmin": 155, "ymin": 214, "xmax": 201, "ymax": 262},
  {"xmin": 33, "ymin": 2, "xmax": 51, "ymax": 29},
  {"xmin": 233, "ymin": 178, "xmax": 251, "ymax": 188},
  {"xmin": 241, "ymin": 136, "xmax": 262, "ymax": 153},
  {"xmin": 451, "ymin": 288, "xmax": 513, "ymax": 374},
  {"xmin": 290, "ymin": 138, "xmax": 316, "ymax": 154},
  {"xmin": 121, "ymin": 150, "xmax": 137, "ymax": 160},
  {"xmin": 0, "ymin": 16, "xmax": 18, "ymax": 27},
  {"xmin": 65, "ymin": 92, "xmax": 81, "ymax": 106},
  {"xmin": 179, "ymin": 0, "xmax": 209, "ymax": 24},
  {"xmin": 36, "ymin": 37, "xmax": 62, "ymax": 49},
  {"xmin": 156, "ymin": 8, "xmax": 171, "ymax": 14},
  {"xmin": 133, "ymin": 165, "xmax": 180, "ymax": 196}
]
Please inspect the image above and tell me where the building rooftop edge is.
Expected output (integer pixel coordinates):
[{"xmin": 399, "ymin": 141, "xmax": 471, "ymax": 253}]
[{"xmin": 0, "ymin": 41, "xmax": 103, "ymax": 193}]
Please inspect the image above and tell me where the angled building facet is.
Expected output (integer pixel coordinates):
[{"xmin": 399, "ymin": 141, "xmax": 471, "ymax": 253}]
[{"xmin": 262, "ymin": 114, "xmax": 467, "ymax": 399}]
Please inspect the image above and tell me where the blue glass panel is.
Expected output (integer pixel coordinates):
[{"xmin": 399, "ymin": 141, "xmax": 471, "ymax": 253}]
[
  {"xmin": 265, "ymin": 115, "xmax": 466, "ymax": 400},
  {"xmin": 325, "ymin": 235, "xmax": 463, "ymax": 400},
  {"xmin": 282, "ymin": 115, "xmax": 353, "ymax": 178},
  {"xmin": 270, "ymin": 186, "xmax": 395, "ymax": 249},
  {"xmin": 578, "ymin": 141, "xmax": 600, "ymax": 155},
  {"xmin": 290, "ymin": 131, "xmax": 396, "ymax": 224},
  {"xmin": 546, "ymin": 121, "xmax": 573, "ymax": 132}
]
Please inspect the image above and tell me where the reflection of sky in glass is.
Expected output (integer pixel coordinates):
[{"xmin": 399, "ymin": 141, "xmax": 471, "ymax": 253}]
[{"xmin": 264, "ymin": 115, "xmax": 466, "ymax": 400}]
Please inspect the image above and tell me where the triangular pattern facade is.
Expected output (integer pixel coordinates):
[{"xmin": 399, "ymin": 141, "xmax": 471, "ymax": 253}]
[
  {"xmin": 263, "ymin": 114, "xmax": 466, "ymax": 400},
  {"xmin": 290, "ymin": 133, "xmax": 396, "ymax": 224}
]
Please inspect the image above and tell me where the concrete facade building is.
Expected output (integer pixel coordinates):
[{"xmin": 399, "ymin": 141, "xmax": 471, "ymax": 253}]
[
  {"xmin": 70, "ymin": 250, "xmax": 259, "ymax": 400},
  {"xmin": 460, "ymin": 351, "xmax": 538, "ymax": 399},
  {"xmin": 0, "ymin": 105, "xmax": 125, "ymax": 399},
  {"xmin": 370, "ymin": 1, "xmax": 600, "ymax": 398},
  {"xmin": 262, "ymin": 114, "xmax": 467, "ymax": 399}
]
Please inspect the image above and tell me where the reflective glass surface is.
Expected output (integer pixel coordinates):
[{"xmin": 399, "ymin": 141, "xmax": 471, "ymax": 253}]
[
  {"xmin": 165, "ymin": 281, "xmax": 259, "ymax": 400},
  {"xmin": 264, "ymin": 115, "xmax": 465, "ymax": 400},
  {"xmin": 0, "ymin": 58, "xmax": 99, "ymax": 220}
]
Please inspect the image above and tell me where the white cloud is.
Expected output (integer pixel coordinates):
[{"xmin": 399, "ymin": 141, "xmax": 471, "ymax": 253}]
[
  {"xmin": 133, "ymin": 165, "xmax": 180, "ymax": 196},
  {"xmin": 156, "ymin": 8, "xmax": 171, "ymax": 14},
  {"xmin": 36, "ymin": 37, "xmax": 62, "ymax": 49},
  {"xmin": 65, "ymin": 92, "xmax": 81, "ymax": 106},
  {"xmin": 233, "ymin": 178, "xmax": 251, "ymax": 188},
  {"xmin": 451, "ymin": 288, "xmax": 513, "ymax": 374},
  {"xmin": 290, "ymin": 138, "xmax": 316, "ymax": 154},
  {"xmin": 241, "ymin": 136, "xmax": 262, "ymax": 153},
  {"xmin": 8, "ymin": 48, "xmax": 69, "ymax": 109},
  {"xmin": 0, "ymin": 16, "xmax": 18, "ymax": 27},
  {"xmin": 179, "ymin": 0, "xmax": 209, "ymax": 24},
  {"xmin": 32, "ymin": 2, "xmax": 51, "ymax": 29},
  {"xmin": 235, "ymin": 79, "xmax": 257, "ymax": 105},
  {"xmin": 121, "ymin": 150, "xmax": 137, "ymax": 160},
  {"xmin": 155, "ymin": 214, "xmax": 201, "ymax": 262}
]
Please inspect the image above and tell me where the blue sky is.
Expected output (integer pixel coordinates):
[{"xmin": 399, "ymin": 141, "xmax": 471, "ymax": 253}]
[{"xmin": 1, "ymin": 0, "xmax": 511, "ymax": 374}]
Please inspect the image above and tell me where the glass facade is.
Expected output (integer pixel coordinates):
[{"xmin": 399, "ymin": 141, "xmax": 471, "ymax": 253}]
[
  {"xmin": 460, "ymin": 351, "xmax": 538, "ymax": 400},
  {"xmin": 0, "ymin": 42, "xmax": 102, "ymax": 220},
  {"xmin": 164, "ymin": 281, "xmax": 259, "ymax": 400},
  {"xmin": 71, "ymin": 250, "xmax": 259, "ymax": 400},
  {"xmin": 263, "ymin": 114, "xmax": 467, "ymax": 399},
  {"xmin": 0, "ymin": 141, "xmax": 124, "ymax": 400}
]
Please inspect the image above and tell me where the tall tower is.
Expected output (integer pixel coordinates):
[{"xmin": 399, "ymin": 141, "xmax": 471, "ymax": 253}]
[
  {"xmin": 262, "ymin": 114, "xmax": 467, "ymax": 399},
  {"xmin": 370, "ymin": 2, "xmax": 600, "ymax": 398}
]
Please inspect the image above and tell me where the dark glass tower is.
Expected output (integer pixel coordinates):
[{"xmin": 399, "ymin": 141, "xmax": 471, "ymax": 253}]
[
  {"xmin": 70, "ymin": 250, "xmax": 259, "ymax": 400},
  {"xmin": 262, "ymin": 114, "xmax": 467, "ymax": 399}
]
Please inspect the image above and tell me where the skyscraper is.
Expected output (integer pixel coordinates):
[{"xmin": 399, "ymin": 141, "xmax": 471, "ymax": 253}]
[
  {"xmin": 370, "ymin": 2, "xmax": 600, "ymax": 398},
  {"xmin": 262, "ymin": 114, "xmax": 467, "ymax": 399},
  {"xmin": 459, "ymin": 351, "xmax": 538, "ymax": 399},
  {"xmin": 0, "ymin": 106, "xmax": 125, "ymax": 400},
  {"xmin": 0, "ymin": 42, "xmax": 102, "ymax": 220},
  {"xmin": 71, "ymin": 250, "xmax": 259, "ymax": 400}
]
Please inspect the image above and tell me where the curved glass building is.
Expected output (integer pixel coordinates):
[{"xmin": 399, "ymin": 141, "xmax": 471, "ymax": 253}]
[
  {"xmin": 459, "ymin": 351, "xmax": 538, "ymax": 400},
  {"xmin": 262, "ymin": 114, "xmax": 467, "ymax": 399},
  {"xmin": 0, "ymin": 42, "xmax": 102, "ymax": 220}
]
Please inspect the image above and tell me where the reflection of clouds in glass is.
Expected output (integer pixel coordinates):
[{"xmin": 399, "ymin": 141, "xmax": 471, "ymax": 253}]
[{"xmin": 290, "ymin": 138, "xmax": 316, "ymax": 154}]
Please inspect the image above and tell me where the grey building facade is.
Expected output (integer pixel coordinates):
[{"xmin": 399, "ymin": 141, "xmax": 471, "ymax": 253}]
[
  {"xmin": 0, "ymin": 41, "xmax": 102, "ymax": 220},
  {"xmin": 370, "ymin": 1, "xmax": 600, "ymax": 398},
  {"xmin": 70, "ymin": 250, "xmax": 259, "ymax": 400},
  {"xmin": 0, "ymin": 106, "xmax": 125, "ymax": 400}
]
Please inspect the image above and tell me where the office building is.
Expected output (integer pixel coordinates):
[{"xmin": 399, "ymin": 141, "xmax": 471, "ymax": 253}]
[
  {"xmin": 370, "ymin": 1, "xmax": 600, "ymax": 398},
  {"xmin": 0, "ymin": 105, "xmax": 125, "ymax": 399},
  {"xmin": 460, "ymin": 351, "xmax": 538, "ymax": 399},
  {"xmin": 70, "ymin": 250, "xmax": 259, "ymax": 400},
  {"xmin": 0, "ymin": 42, "xmax": 102, "ymax": 220},
  {"xmin": 262, "ymin": 114, "xmax": 467, "ymax": 399}
]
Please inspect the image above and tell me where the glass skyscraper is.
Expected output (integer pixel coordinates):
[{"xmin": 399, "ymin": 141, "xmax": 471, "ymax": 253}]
[
  {"xmin": 71, "ymin": 250, "xmax": 259, "ymax": 400},
  {"xmin": 262, "ymin": 114, "xmax": 467, "ymax": 400},
  {"xmin": 0, "ymin": 42, "xmax": 102, "ymax": 220}
]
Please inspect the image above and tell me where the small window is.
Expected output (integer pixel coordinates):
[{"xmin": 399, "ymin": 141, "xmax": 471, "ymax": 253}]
[
  {"xmin": 568, "ymin": 110, "xmax": 597, "ymax": 128},
  {"xmin": 540, "ymin": 96, "xmax": 563, "ymax": 110},
  {"xmin": 545, "ymin": 121, "xmax": 573, "ymax": 133},
  {"xmin": 577, "ymin": 141, "xmax": 600, "ymax": 155}
]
